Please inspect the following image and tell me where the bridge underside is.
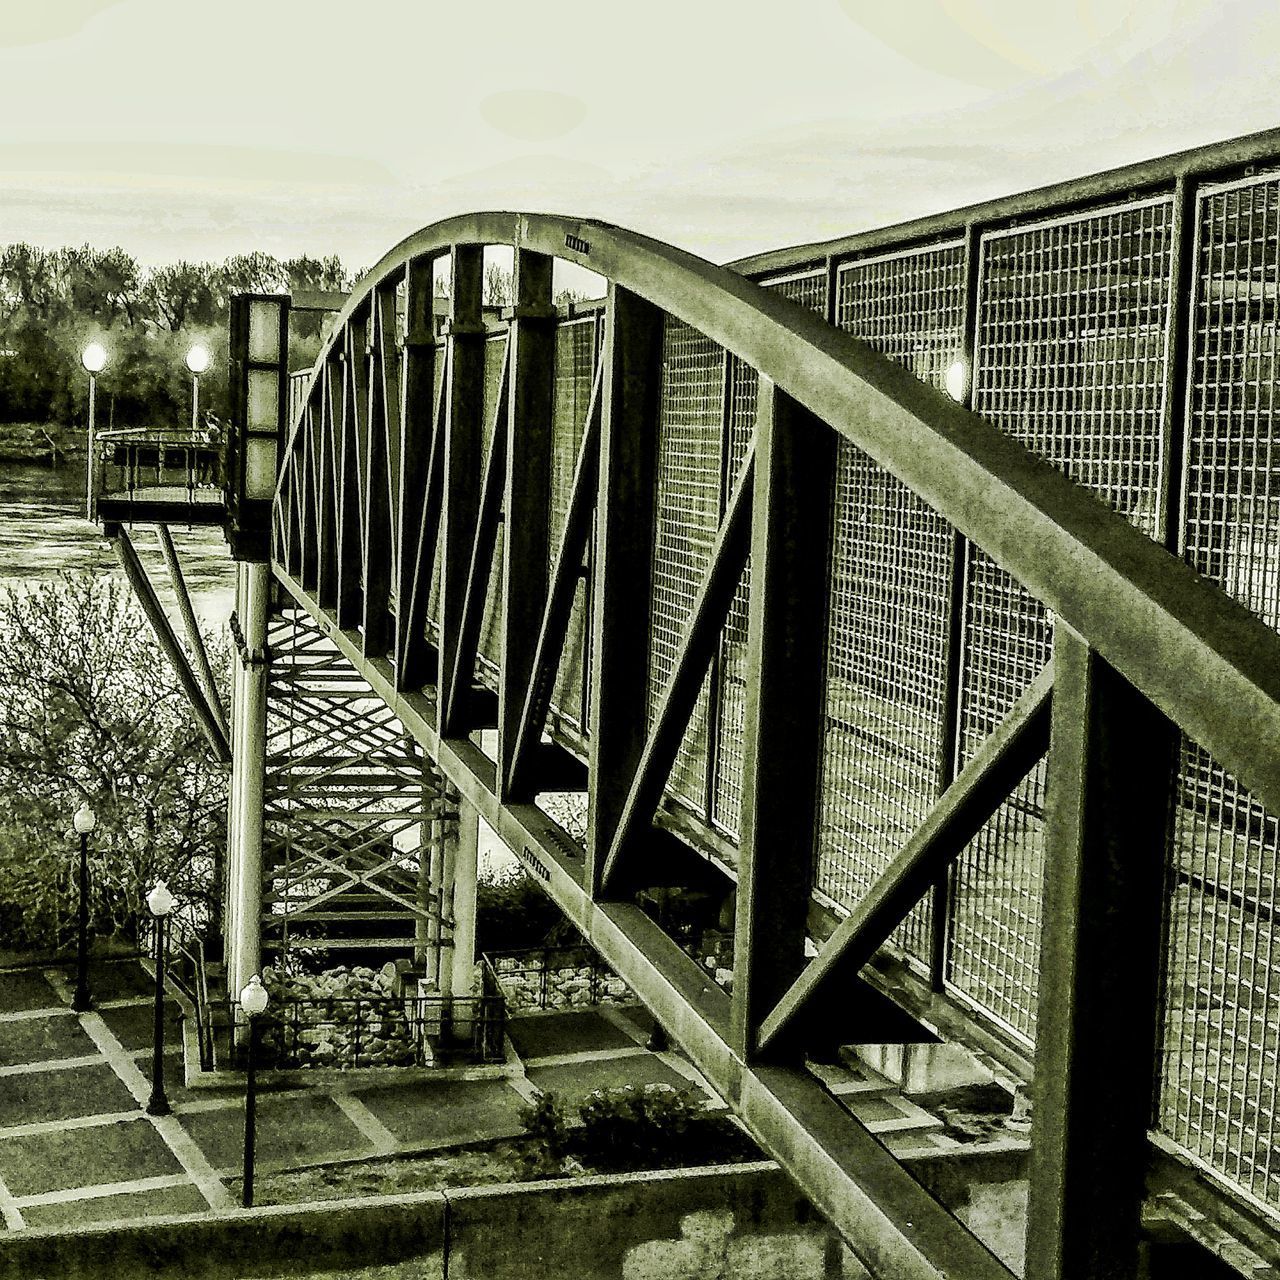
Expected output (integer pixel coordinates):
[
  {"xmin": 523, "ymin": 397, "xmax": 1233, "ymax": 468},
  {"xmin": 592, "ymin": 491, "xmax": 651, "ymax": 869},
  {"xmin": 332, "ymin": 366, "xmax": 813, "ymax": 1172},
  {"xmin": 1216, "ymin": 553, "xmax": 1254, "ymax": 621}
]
[{"xmin": 203, "ymin": 132, "xmax": 1280, "ymax": 1280}]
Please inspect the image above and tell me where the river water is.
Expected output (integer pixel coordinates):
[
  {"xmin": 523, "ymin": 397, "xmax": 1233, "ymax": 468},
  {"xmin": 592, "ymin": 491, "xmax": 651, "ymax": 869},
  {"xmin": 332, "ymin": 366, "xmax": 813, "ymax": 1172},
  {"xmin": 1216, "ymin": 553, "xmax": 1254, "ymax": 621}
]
[{"xmin": 0, "ymin": 457, "xmax": 236, "ymax": 621}]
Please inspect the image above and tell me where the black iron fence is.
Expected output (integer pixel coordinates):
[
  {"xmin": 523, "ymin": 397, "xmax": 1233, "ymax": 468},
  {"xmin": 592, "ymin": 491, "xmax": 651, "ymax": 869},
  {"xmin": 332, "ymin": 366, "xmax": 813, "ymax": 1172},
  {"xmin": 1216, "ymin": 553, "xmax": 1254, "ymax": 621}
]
[
  {"xmin": 485, "ymin": 943, "xmax": 632, "ymax": 1012},
  {"xmin": 215, "ymin": 986, "xmax": 505, "ymax": 1071}
]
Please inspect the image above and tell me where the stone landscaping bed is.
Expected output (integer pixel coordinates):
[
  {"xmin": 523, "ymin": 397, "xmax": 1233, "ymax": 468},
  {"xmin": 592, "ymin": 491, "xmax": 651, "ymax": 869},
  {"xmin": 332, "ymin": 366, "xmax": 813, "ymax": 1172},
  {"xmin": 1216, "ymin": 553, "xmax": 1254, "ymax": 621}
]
[
  {"xmin": 490, "ymin": 952, "xmax": 631, "ymax": 1013},
  {"xmin": 261, "ymin": 964, "xmax": 419, "ymax": 1069}
]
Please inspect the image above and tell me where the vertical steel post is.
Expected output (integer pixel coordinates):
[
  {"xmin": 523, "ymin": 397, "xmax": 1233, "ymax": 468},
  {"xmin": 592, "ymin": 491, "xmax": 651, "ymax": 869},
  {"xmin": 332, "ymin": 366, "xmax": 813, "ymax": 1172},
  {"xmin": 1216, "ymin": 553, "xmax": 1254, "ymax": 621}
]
[
  {"xmin": 585, "ymin": 285, "xmax": 664, "ymax": 896},
  {"xmin": 730, "ymin": 379, "xmax": 836, "ymax": 1060},
  {"xmin": 931, "ymin": 219, "xmax": 983, "ymax": 993},
  {"xmin": 438, "ymin": 246, "xmax": 485, "ymax": 737},
  {"xmin": 499, "ymin": 248, "xmax": 555, "ymax": 798},
  {"xmin": 1025, "ymin": 628, "xmax": 1177, "ymax": 1280}
]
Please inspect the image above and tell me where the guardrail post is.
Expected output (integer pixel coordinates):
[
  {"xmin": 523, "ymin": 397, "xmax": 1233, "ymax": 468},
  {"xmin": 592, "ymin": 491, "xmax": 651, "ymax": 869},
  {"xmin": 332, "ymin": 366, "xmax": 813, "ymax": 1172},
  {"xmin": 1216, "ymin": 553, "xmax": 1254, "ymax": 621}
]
[
  {"xmin": 500, "ymin": 248, "xmax": 556, "ymax": 797},
  {"xmin": 586, "ymin": 285, "xmax": 665, "ymax": 896},
  {"xmin": 397, "ymin": 256, "xmax": 438, "ymax": 690},
  {"xmin": 1026, "ymin": 627, "xmax": 1177, "ymax": 1280},
  {"xmin": 438, "ymin": 246, "xmax": 486, "ymax": 736},
  {"xmin": 730, "ymin": 378, "xmax": 835, "ymax": 1060}
]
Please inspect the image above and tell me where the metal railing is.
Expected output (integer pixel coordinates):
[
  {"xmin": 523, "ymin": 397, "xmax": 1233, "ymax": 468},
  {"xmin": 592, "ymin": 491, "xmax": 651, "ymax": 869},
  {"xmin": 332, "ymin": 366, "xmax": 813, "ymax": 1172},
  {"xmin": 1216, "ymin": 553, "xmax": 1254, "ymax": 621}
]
[
  {"xmin": 216, "ymin": 987, "xmax": 506, "ymax": 1070},
  {"xmin": 93, "ymin": 426, "xmax": 226, "ymax": 509},
  {"xmin": 486, "ymin": 943, "xmax": 631, "ymax": 1013}
]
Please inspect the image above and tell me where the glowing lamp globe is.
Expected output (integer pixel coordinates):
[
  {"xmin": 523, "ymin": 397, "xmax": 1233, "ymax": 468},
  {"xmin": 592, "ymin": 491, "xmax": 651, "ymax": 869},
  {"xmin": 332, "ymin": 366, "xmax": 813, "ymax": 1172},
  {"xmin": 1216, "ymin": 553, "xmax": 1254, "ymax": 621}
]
[
  {"xmin": 72, "ymin": 803, "xmax": 96, "ymax": 835},
  {"xmin": 944, "ymin": 358, "xmax": 968, "ymax": 404},
  {"xmin": 81, "ymin": 342, "xmax": 108, "ymax": 375},
  {"xmin": 185, "ymin": 345, "xmax": 211, "ymax": 375},
  {"xmin": 146, "ymin": 880, "xmax": 176, "ymax": 918},
  {"xmin": 240, "ymin": 974, "xmax": 269, "ymax": 1017}
]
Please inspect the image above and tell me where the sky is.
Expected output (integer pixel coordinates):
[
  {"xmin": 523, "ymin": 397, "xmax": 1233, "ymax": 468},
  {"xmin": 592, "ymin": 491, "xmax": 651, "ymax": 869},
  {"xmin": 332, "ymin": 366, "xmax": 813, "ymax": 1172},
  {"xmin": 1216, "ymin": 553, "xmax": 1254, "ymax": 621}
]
[{"xmin": 1, "ymin": 0, "xmax": 1278, "ymax": 273}]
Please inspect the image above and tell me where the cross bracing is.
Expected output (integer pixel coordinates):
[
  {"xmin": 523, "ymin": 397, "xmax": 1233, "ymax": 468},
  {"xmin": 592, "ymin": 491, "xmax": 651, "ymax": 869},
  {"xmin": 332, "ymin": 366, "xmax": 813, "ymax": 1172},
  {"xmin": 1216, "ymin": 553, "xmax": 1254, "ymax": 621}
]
[
  {"xmin": 257, "ymin": 130, "xmax": 1280, "ymax": 1279},
  {"xmin": 262, "ymin": 608, "xmax": 451, "ymax": 960}
]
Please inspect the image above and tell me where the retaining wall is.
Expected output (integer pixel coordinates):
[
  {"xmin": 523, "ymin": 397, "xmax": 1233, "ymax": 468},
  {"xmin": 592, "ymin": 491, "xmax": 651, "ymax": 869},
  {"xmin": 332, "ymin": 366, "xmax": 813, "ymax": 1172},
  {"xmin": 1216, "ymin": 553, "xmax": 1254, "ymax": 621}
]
[{"xmin": 0, "ymin": 1157, "xmax": 1025, "ymax": 1279}]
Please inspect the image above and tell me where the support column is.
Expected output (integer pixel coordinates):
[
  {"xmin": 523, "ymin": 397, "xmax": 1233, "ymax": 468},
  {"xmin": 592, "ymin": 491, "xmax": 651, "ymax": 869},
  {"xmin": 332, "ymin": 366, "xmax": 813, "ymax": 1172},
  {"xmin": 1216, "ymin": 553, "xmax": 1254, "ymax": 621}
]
[
  {"xmin": 416, "ymin": 759, "xmax": 446, "ymax": 980},
  {"xmin": 449, "ymin": 799, "xmax": 480, "ymax": 1003},
  {"xmin": 226, "ymin": 561, "xmax": 270, "ymax": 1001},
  {"xmin": 1025, "ymin": 627, "xmax": 1177, "ymax": 1280},
  {"xmin": 731, "ymin": 380, "xmax": 835, "ymax": 1061}
]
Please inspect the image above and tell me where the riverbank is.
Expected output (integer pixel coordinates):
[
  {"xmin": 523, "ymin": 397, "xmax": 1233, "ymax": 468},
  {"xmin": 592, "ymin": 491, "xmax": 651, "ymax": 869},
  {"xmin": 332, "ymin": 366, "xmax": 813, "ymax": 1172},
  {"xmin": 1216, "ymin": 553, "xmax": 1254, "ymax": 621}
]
[{"xmin": 0, "ymin": 422, "xmax": 84, "ymax": 465}]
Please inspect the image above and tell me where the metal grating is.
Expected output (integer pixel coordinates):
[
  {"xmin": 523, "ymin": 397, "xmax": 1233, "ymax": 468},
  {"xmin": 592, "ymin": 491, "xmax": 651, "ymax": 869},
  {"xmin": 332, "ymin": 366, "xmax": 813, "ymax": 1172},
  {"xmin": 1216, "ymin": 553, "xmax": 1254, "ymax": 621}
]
[
  {"xmin": 1159, "ymin": 174, "xmax": 1280, "ymax": 1210},
  {"xmin": 710, "ymin": 355, "xmax": 758, "ymax": 840},
  {"xmin": 949, "ymin": 198, "xmax": 1174, "ymax": 1041},
  {"xmin": 548, "ymin": 319, "xmax": 596, "ymax": 732},
  {"xmin": 711, "ymin": 272, "xmax": 823, "ymax": 839},
  {"xmin": 818, "ymin": 245, "xmax": 964, "ymax": 960},
  {"xmin": 651, "ymin": 317, "xmax": 726, "ymax": 815},
  {"xmin": 477, "ymin": 333, "xmax": 508, "ymax": 682},
  {"xmin": 761, "ymin": 269, "xmax": 826, "ymax": 316}
]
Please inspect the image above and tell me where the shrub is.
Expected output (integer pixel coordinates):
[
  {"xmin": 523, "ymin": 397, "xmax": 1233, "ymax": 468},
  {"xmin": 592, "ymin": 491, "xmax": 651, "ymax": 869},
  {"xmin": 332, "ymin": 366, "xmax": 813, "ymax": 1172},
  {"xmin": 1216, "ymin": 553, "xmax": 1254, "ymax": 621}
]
[
  {"xmin": 475, "ymin": 863, "xmax": 563, "ymax": 951},
  {"xmin": 575, "ymin": 1083, "xmax": 704, "ymax": 1171},
  {"xmin": 516, "ymin": 1091, "xmax": 573, "ymax": 1174}
]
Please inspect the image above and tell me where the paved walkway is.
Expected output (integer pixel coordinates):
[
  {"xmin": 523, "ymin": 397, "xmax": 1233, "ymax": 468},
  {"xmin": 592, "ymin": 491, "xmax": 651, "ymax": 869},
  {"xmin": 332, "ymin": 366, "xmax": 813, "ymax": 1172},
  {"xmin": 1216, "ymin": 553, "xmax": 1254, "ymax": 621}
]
[{"xmin": 0, "ymin": 960, "xmax": 715, "ymax": 1232}]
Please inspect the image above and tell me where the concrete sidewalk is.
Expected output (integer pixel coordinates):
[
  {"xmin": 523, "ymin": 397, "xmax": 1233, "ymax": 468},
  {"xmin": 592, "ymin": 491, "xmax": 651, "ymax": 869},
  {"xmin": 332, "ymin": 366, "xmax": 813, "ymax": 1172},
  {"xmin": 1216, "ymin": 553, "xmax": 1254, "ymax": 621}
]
[{"xmin": 0, "ymin": 960, "xmax": 715, "ymax": 1232}]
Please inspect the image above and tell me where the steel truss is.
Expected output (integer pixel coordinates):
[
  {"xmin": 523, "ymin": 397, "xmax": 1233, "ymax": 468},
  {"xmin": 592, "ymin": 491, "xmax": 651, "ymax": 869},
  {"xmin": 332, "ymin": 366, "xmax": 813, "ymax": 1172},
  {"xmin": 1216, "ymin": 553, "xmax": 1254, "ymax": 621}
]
[
  {"xmin": 263, "ymin": 128, "xmax": 1280, "ymax": 1280},
  {"xmin": 262, "ymin": 606, "xmax": 453, "ymax": 969}
]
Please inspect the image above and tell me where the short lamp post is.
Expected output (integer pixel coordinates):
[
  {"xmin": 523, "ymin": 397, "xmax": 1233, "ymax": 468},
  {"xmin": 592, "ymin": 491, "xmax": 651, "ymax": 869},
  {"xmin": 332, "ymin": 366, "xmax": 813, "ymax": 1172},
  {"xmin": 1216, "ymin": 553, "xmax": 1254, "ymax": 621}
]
[
  {"xmin": 81, "ymin": 342, "xmax": 107, "ymax": 513},
  {"xmin": 240, "ymin": 973, "xmax": 269, "ymax": 1209},
  {"xmin": 70, "ymin": 803, "xmax": 96, "ymax": 1012},
  {"xmin": 186, "ymin": 344, "xmax": 210, "ymax": 434},
  {"xmin": 145, "ymin": 880, "xmax": 176, "ymax": 1117}
]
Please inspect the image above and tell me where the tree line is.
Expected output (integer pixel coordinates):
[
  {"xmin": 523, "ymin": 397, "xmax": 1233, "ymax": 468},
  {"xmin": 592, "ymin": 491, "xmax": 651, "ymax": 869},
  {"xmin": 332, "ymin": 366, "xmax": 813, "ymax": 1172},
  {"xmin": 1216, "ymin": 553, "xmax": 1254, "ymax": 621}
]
[{"xmin": 0, "ymin": 243, "xmax": 351, "ymax": 432}]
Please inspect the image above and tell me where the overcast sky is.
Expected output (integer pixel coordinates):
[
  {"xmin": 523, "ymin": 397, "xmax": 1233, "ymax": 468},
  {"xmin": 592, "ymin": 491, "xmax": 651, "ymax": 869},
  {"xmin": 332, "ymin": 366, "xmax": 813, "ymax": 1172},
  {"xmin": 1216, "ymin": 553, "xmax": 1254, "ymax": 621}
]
[{"xmin": 2, "ymin": 1, "xmax": 1278, "ymax": 271}]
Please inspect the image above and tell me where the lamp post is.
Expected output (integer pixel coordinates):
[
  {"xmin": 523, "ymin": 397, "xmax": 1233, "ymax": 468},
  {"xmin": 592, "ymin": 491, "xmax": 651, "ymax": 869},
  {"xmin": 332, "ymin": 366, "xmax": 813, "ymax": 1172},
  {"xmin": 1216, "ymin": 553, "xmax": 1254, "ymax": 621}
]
[
  {"xmin": 81, "ymin": 342, "xmax": 107, "ymax": 513},
  {"xmin": 70, "ymin": 803, "xmax": 96, "ymax": 1012},
  {"xmin": 240, "ymin": 973, "xmax": 269, "ymax": 1209},
  {"xmin": 185, "ymin": 344, "xmax": 210, "ymax": 434},
  {"xmin": 145, "ymin": 879, "xmax": 176, "ymax": 1116}
]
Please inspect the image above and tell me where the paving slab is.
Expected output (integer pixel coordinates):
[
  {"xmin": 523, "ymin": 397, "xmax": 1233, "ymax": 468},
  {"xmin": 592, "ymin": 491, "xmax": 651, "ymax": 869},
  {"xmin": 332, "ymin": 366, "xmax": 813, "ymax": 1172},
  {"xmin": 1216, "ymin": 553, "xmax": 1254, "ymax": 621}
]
[
  {"xmin": 354, "ymin": 1079, "xmax": 527, "ymax": 1147},
  {"xmin": 81, "ymin": 960, "xmax": 153, "ymax": 1003},
  {"xmin": 20, "ymin": 1181, "xmax": 210, "ymax": 1229},
  {"xmin": 508, "ymin": 1009, "xmax": 638, "ymax": 1060},
  {"xmin": 0, "ymin": 1118, "xmax": 183, "ymax": 1198},
  {"xmin": 0, "ymin": 1060, "xmax": 136, "ymax": 1127},
  {"xmin": 527, "ymin": 1053, "xmax": 701, "ymax": 1100},
  {"xmin": 179, "ymin": 1092, "xmax": 373, "ymax": 1171},
  {"xmin": 0, "ymin": 1012, "xmax": 98, "ymax": 1068},
  {"xmin": 0, "ymin": 970, "xmax": 59, "ymax": 1015},
  {"xmin": 96, "ymin": 999, "xmax": 184, "ymax": 1053}
]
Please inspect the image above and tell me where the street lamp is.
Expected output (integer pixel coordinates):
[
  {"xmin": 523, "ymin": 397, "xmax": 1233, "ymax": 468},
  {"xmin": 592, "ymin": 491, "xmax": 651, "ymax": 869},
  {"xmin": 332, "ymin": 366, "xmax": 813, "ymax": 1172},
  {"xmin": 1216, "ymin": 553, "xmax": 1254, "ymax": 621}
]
[
  {"xmin": 185, "ymin": 344, "xmax": 211, "ymax": 434},
  {"xmin": 81, "ymin": 342, "xmax": 108, "ymax": 512},
  {"xmin": 145, "ymin": 879, "xmax": 177, "ymax": 1116},
  {"xmin": 240, "ymin": 973, "xmax": 269, "ymax": 1209},
  {"xmin": 70, "ymin": 802, "xmax": 96, "ymax": 1012},
  {"xmin": 945, "ymin": 357, "xmax": 968, "ymax": 404}
]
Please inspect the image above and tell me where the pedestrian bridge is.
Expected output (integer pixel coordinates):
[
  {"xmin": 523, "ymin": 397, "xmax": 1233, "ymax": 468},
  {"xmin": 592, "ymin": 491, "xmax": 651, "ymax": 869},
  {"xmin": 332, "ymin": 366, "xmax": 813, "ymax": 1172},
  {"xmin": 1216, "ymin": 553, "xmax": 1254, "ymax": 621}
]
[{"xmin": 116, "ymin": 128, "xmax": 1280, "ymax": 1279}]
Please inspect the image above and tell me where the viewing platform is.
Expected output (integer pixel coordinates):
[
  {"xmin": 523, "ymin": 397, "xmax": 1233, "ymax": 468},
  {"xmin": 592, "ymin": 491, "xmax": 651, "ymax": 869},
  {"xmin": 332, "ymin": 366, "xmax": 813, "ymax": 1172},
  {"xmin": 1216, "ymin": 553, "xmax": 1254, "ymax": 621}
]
[{"xmin": 91, "ymin": 426, "xmax": 227, "ymax": 527}]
